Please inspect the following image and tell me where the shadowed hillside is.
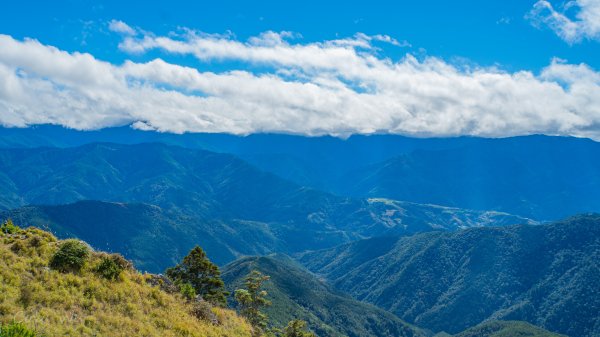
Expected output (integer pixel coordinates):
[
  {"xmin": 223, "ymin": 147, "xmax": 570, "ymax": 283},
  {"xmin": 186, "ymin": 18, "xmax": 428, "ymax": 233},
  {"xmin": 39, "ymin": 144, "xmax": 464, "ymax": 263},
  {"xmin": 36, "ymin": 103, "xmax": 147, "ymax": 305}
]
[
  {"xmin": 338, "ymin": 136, "xmax": 600, "ymax": 220},
  {"xmin": 0, "ymin": 143, "xmax": 531, "ymax": 270},
  {"xmin": 2, "ymin": 126, "xmax": 600, "ymax": 220},
  {"xmin": 299, "ymin": 215, "xmax": 600, "ymax": 336},
  {"xmin": 222, "ymin": 254, "xmax": 425, "ymax": 337},
  {"xmin": 451, "ymin": 320, "xmax": 566, "ymax": 337}
]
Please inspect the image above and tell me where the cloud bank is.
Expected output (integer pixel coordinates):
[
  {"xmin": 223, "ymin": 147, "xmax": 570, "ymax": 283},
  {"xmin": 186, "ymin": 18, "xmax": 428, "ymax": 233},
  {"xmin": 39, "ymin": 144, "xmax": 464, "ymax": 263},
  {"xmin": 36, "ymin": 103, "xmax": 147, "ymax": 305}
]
[
  {"xmin": 0, "ymin": 25, "xmax": 599, "ymax": 139},
  {"xmin": 528, "ymin": 0, "xmax": 600, "ymax": 43}
]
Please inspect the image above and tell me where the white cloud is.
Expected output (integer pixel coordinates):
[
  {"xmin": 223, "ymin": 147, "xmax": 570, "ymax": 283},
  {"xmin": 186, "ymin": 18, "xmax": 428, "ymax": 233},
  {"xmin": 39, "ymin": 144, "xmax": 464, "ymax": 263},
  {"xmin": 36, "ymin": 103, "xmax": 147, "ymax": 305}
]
[
  {"xmin": 496, "ymin": 17, "xmax": 511, "ymax": 25},
  {"xmin": 0, "ymin": 27, "xmax": 599, "ymax": 139},
  {"xmin": 528, "ymin": 0, "xmax": 600, "ymax": 43},
  {"xmin": 108, "ymin": 19, "xmax": 136, "ymax": 36}
]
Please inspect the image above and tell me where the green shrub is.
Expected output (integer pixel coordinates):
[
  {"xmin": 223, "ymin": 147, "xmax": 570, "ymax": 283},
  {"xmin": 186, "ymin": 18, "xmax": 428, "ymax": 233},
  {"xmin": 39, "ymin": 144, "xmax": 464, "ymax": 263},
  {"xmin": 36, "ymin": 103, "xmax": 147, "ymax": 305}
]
[
  {"xmin": 49, "ymin": 239, "xmax": 90, "ymax": 273},
  {"xmin": 0, "ymin": 321, "xmax": 36, "ymax": 337},
  {"xmin": 28, "ymin": 236, "xmax": 42, "ymax": 248},
  {"xmin": 95, "ymin": 254, "xmax": 131, "ymax": 281},
  {"xmin": 235, "ymin": 270, "xmax": 271, "ymax": 336},
  {"xmin": 180, "ymin": 283, "xmax": 196, "ymax": 301},
  {"xmin": 0, "ymin": 219, "xmax": 19, "ymax": 235},
  {"xmin": 10, "ymin": 241, "xmax": 26, "ymax": 255},
  {"xmin": 282, "ymin": 320, "xmax": 316, "ymax": 337}
]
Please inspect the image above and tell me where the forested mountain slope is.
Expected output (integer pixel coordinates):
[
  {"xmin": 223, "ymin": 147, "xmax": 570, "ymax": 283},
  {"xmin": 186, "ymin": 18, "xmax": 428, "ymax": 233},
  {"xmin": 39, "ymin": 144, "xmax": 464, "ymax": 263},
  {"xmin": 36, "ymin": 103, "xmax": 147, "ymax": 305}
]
[
  {"xmin": 298, "ymin": 215, "xmax": 600, "ymax": 336},
  {"xmin": 222, "ymin": 254, "xmax": 425, "ymax": 337},
  {"xmin": 0, "ymin": 143, "xmax": 530, "ymax": 270},
  {"xmin": 339, "ymin": 137, "xmax": 600, "ymax": 220},
  {"xmin": 450, "ymin": 320, "xmax": 566, "ymax": 337},
  {"xmin": 2, "ymin": 126, "xmax": 600, "ymax": 220}
]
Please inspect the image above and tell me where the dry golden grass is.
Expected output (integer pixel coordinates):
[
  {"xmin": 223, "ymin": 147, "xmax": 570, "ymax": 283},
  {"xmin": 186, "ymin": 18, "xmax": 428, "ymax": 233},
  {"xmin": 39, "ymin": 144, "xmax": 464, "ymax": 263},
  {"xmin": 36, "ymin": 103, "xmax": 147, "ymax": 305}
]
[{"xmin": 0, "ymin": 226, "xmax": 253, "ymax": 337}]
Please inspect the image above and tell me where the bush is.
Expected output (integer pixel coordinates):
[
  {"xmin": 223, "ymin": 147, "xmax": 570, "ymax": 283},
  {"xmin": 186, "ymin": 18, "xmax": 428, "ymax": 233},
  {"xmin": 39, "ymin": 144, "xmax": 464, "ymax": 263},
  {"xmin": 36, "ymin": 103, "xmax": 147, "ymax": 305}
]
[
  {"xmin": 49, "ymin": 239, "xmax": 90, "ymax": 273},
  {"xmin": 282, "ymin": 320, "xmax": 316, "ymax": 337},
  {"xmin": 191, "ymin": 300, "xmax": 219, "ymax": 325},
  {"xmin": 0, "ymin": 321, "xmax": 36, "ymax": 337},
  {"xmin": 95, "ymin": 254, "xmax": 131, "ymax": 281},
  {"xmin": 0, "ymin": 219, "xmax": 19, "ymax": 235},
  {"xmin": 28, "ymin": 236, "xmax": 42, "ymax": 248},
  {"xmin": 10, "ymin": 241, "xmax": 26, "ymax": 255},
  {"xmin": 179, "ymin": 283, "xmax": 196, "ymax": 301}
]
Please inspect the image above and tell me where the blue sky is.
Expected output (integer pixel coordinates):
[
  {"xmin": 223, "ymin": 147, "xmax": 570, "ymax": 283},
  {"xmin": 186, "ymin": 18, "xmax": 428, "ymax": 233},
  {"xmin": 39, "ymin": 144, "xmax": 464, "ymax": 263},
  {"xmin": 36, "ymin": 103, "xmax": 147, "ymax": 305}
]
[
  {"xmin": 0, "ymin": 0, "xmax": 599, "ymax": 138},
  {"xmin": 1, "ymin": 0, "xmax": 598, "ymax": 70}
]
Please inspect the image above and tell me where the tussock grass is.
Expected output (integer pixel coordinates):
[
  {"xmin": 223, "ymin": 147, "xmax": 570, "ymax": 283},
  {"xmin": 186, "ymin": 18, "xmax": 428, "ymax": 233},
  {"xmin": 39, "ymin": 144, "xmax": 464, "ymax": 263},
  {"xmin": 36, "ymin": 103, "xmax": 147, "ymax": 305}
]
[{"xmin": 0, "ymin": 225, "xmax": 252, "ymax": 337}]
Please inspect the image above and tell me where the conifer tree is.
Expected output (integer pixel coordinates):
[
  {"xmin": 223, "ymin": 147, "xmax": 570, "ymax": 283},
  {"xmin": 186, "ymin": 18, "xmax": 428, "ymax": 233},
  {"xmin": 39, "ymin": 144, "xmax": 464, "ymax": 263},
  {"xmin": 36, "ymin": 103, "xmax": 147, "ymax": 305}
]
[
  {"xmin": 281, "ymin": 320, "xmax": 316, "ymax": 337},
  {"xmin": 235, "ymin": 270, "xmax": 271, "ymax": 336},
  {"xmin": 166, "ymin": 246, "xmax": 228, "ymax": 306}
]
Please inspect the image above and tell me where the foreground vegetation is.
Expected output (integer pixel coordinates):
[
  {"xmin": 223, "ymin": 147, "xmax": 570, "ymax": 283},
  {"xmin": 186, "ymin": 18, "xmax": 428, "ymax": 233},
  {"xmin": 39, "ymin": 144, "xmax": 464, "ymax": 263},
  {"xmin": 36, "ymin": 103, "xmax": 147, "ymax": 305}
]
[
  {"xmin": 0, "ymin": 219, "xmax": 570, "ymax": 337},
  {"xmin": 0, "ymin": 220, "xmax": 319, "ymax": 337},
  {"xmin": 0, "ymin": 220, "xmax": 252, "ymax": 337}
]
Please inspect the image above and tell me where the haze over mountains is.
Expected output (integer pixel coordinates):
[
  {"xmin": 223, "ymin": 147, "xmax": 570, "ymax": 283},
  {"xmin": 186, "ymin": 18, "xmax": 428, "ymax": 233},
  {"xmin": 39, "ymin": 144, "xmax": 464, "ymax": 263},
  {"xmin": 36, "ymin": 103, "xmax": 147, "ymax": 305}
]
[
  {"xmin": 0, "ymin": 141, "xmax": 529, "ymax": 270},
  {"xmin": 1, "ymin": 125, "xmax": 599, "ymax": 336},
  {"xmin": 2, "ymin": 126, "xmax": 600, "ymax": 220}
]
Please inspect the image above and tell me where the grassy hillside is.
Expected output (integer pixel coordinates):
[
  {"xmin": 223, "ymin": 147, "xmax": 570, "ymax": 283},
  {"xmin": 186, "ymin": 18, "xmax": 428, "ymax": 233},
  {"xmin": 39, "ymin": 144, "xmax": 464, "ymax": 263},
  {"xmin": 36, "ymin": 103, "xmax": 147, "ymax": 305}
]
[
  {"xmin": 299, "ymin": 215, "xmax": 600, "ymax": 336},
  {"xmin": 2, "ymin": 200, "xmax": 283, "ymax": 270},
  {"xmin": 222, "ymin": 254, "xmax": 425, "ymax": 337},
  {"xmin": 0, "ymin": 223, "xmax": 252, "ymax": 337}
]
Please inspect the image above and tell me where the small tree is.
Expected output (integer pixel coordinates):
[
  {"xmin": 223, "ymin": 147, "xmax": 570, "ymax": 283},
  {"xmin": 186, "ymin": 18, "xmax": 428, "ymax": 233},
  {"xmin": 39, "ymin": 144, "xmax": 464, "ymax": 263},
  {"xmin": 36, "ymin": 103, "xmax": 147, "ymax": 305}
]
[
  {"xmin": 95, "ymin": 253, "xmax": 131, "ymax": 281},
  {"xmin": 282, "ymin": 320, "xmax": 316, "ymax": 337},
  {"xmin": 165, "ymin": 246, "xmax": 228, "ymax": 306},
  {"xmin": 50, "ymin": 239, "xmax": 89, "ymax": 273},
  {"xmin": 235, "ymin": 270, "xmax": 271, "ymax": 336},
  {"xmin": 0, "ymin": 219, "xmax": 19, "ymax": 235}
]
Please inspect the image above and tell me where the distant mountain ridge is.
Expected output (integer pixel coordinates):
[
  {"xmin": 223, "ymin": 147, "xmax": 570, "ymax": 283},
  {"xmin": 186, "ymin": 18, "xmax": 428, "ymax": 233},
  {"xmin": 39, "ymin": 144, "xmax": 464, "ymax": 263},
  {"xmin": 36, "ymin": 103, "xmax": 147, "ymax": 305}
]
[
  {"xmin": 298, "ymin": 215, "xmax": 600, "ymax": 337},
  {"xmin": 338, "ymin": 137, "xmax": 600, "ymax": 220},
  {"xmin": 2, "ymin": 125, "xmax": 600, "ymax": 219},
  {"xmin": 2, "ymin": 200, "xmax": 260, "ymax": 271},
  {"xmin": 1, "ymin": 200, "xmax": 529, "ymax": 272},
  {"xmin": 0, "ymin": 126, "xmax": 592, "ymax": 337},
  {"xmin": 0, "ymin": 143, "xmax": 530, "ymax": 271}
]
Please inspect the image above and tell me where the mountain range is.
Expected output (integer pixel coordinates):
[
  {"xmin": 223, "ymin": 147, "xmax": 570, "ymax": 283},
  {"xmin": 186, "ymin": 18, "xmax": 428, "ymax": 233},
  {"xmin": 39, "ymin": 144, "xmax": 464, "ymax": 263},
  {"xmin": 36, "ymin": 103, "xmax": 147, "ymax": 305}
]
[
  {"xmin": 0, "ymin": 126, "xmax": 598, "ymax": 336},
  {"xmin": 298, "ymin": 215, "xmax": 600, "ymax": 336},
  {"xmin": 0, "ymin": 142, "xmax": 529, "ymax": 271},
  {"xmin": 2, "ymin": 125, "xmax": 600, "ymax": 220},
  {"xmin": 1, "ymin": 219, "xmax": 566, "ymax": 337}
]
